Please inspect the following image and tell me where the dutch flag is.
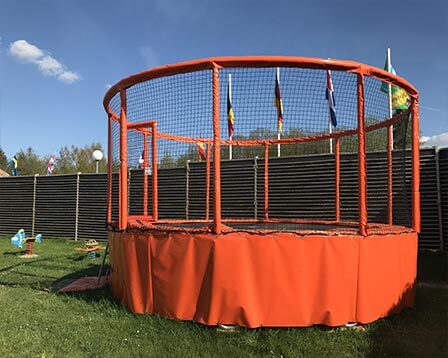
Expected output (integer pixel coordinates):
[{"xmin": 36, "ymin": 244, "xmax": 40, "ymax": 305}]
[{"xmin": 325, "ymin": 70, "xmax": 337, "ymax": 127}]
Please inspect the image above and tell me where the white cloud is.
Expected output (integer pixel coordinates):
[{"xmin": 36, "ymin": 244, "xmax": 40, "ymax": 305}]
[
  {"xmin": 9, "ymin": 40, "xmax": 44, "ymax": 62},
  {"xmin": 58, "ymin": 71, "xmax": 80, "ymax": 84},
  {"xmin": 421, "ymin": 132, "xmax": 448, "ymax": 148},
  {"xmin": 38, "ymin": 55, "xmax": 63, "ymax": 76},
  {"xmin": 8, "ymin": 39, "xmax": 80, "ymax": 84},
  {"xmin": 139, "ymin": 46, "xmax": 159, "ymax": 68}
]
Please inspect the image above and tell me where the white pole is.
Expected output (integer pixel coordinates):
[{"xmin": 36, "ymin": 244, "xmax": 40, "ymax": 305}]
[
  {"xmin": 327, "ymin": 58, "xmax": 333, "ymax": 154},
  {"xmin": 277, "ymin": 67, "xmax": 281, "ymax": 158},
  {"xmin": 229, "ymin": 135, "xmax": 233, "ymax": 160},
  {"xmin": 387, "ymin": 48, "xmax": 394, "ymax": 148},
  {"xmin": 229, "ymin": 73, "xmax": 233, "ymax": 160},
  {"xmin": 329, "ymin": 114, "xmax": 333, "ymax": 154},
  {"xmin": 277, "ymin": 132, "xmax": 281, "ymax": 157}
]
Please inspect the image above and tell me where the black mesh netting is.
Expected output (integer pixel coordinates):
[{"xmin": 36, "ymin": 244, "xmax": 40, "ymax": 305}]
[{"xmin": 107, "ymin": 63, "xmax": 413, "ymax": 229}]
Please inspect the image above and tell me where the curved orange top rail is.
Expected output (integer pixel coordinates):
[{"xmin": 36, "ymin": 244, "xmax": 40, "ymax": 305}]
[{"xmin": 103, "ymin": 56, "xmax": 418, "ymax": 112}]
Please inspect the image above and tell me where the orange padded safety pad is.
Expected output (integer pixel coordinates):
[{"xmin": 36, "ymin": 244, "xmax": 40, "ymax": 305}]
[{"xmin": 108, "ymin": 230, "xmax": 417, "ymax": 327}]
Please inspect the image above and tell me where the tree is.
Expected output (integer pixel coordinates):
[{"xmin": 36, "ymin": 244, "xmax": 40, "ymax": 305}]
[
  {"xmin": 393, "ymin": 113, "xmax": 412, "ymax": 150},
  {"xmin": 15, "ymin": 147, "xmax": 46, "ymax": 175},
  {"xmin": 57, "ymin": 143, "xmax": 107, "ymax": 174},
  {"xmin": 160, "ymin": 150, "xmax": 176, "ymax": 169},
  {"xmin": 0, "ymin": 143, "xmax": 109, "ymax": 176},
  {"xmin": 0, "ymin": 146, "xmax": 8, "ymax": 171}
]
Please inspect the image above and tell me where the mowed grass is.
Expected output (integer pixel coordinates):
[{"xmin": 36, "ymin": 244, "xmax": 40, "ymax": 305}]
[{"xmin": 0, "ymin": 237, "xmax": 446, "ymax": 358}]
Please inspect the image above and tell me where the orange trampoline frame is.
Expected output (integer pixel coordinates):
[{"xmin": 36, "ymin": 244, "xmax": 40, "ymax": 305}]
[{"xmin": 103, "ymin": 56, "xmax": 420, "ymax": 327}]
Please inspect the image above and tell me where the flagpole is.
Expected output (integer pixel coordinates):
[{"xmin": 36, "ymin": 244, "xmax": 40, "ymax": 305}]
[
  {"xmin": 386, "ymin": 48, "xmax": 394, "ymax": 225},
  {"xmin": 277, "ymin": 67, "xmax": 281, "ymax": 158},
  {"xmin": 229, "ymin": 73, "xmax": 233, "ymax": 160},
  {"xmin": 327, "ymin": 59, "xmax": 333, "ymax": 154},
  {"xmin": 387, "ymin": 48, "xmax": 394, "ymax": 148},
  {"xmin": 329, "ymin": 113, "xmax": 333, "ymax": 154},
  {"xmin": 229, "ymin": 134, "xmax": 233, "ymax": 160}
]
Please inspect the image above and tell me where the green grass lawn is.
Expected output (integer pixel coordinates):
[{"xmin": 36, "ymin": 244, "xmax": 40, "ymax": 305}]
[{"xmin": 0, "ymin": 237, "xmax": 446, "ymax": 358}]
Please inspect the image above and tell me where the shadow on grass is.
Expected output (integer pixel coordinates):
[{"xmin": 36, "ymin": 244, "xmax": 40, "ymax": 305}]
[
  {"xmin": 367, "ymin": 284, "xmax": 448, "ymax": 357},
  {"xmin": 48, "ymin": 263, "xmax": 118, "ymax": 305},
  {"xmin": 0, "ymin": 249, "xmax": 111, "ymax": 297},
  {"xmin": 3, "ymin": 251, "xmax": 24, "ymax": 256}
]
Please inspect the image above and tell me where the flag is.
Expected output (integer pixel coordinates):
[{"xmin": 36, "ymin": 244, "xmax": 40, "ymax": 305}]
[
  {"xmin": 138, "ymin": 150, "xmax": 144, "ymax": 168},
  {"xmin": 227, "ymin": 76, "xmax": 235, "ymax": 137},
  {"xmin": 196, "ymin": 142, "xmax": 206, "ymax": 161},
  {"xmin": 325, "ymin": 69, "xmax": 337, "ymax": 127},
  {"xmin": 274, "ymin": 69, "xmax": 284, "ymax": 133},
  {"xmin": 9, "ymin": 156, "xmax": 18, "ymax": 176},
  {"xmin": 47, "ymin": 155, "xmax": 56, "ymax": 175},
  {"xmin": 390, "ymin": 86, "xmax": 409, "ymax": 111},
  {"xmin": 381, "ymin": 58, "xmax": 410, "ymax": 111}
]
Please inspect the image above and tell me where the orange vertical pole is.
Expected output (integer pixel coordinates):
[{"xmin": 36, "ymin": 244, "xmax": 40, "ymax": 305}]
[
  {"xmin": 119, "ymin": 89, "xmax": 128, "ymax": 230},
  {"xmin": 264, "ymin": 144, "xmax": 269, "ymax": 221},
  {"xmin": 107, "ymin": 114, "xmax": 113, "ymax": 224},
  {"xmin": 205, "ymin": 144, "xmax": 211, "ymax": 221},
  {"xmin": 411, "ymin": 98, "xmax": 421, "ymax": 232},
  {"xmin": 387, "ymin": 125, "xmax": 393, "ymax": 225},
  {"xmin": 212, "ymin": 66, "xmax": 222, "ymax": 234},
  {"xmin": 143, "ymin": 133, "xmax": 148, "ymax": 216},
  {"xmin": 151, "ymin": 123, "xmax": 158, "ymax": 221},
  {"xmin": 357, "ymin": 74, "xmax": 367, "ymax": 236},
  {"xmin": 335, "ymin": 137, "xmax": 340, "ymax": 222}
]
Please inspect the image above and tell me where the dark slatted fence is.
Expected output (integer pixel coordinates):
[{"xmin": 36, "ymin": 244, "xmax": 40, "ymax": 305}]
[
  {"xmin": 439, "ymin": 148, "xmax": 448, "ymax": 252},
  {"xmin": 0, "ymin": 148, "xmax": 446, "ymax": 253}
]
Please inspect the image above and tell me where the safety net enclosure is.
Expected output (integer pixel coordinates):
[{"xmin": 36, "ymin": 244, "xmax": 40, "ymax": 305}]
[{"xmin": 104, "ymin": 56, "xmax": 420, "ymax": 327}]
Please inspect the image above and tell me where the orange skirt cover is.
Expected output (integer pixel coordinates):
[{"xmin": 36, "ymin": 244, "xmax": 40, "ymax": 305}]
[{"xmin": 108, "ymin": 230, "xmax": 417, "ymax": 327}]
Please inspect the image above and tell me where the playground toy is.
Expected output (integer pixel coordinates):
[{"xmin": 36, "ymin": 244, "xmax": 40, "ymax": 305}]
[
  {"xmin": 74, "ymin": 239, "xmax": 106, "ymax": 259},
  {"xmin": 103, "ymin": 56, "xmax": 420, "ymax": 327},
  {"xmin": 11, "ymin": 229, "xmax": 42, "ymax": 257}
]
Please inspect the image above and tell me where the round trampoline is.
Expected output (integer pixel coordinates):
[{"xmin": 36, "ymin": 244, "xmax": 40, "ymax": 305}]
[{"xmin": 103, "ymin": 56, "xmax": 420, "ymax": 327}]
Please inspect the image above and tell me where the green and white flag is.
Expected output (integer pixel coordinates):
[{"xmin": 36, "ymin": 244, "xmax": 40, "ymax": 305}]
[{"xmin": 381, "ymin": 57, "xmax": 409, "ymax": 111}]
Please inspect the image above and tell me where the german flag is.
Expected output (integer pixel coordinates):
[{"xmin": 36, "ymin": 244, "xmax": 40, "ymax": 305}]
[
  {"xmin": 274, "ymin": 68, "xmax": 284, "ymax": 133},
  {"xmin": 196, "ymin": 142, "xmax": 206, "ymax": 161},
  {"xmin": 227, "ymin": 74, "xmax": 235, "ymax": 137}
]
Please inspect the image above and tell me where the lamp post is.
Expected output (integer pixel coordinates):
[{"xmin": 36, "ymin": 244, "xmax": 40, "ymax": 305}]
[{"xmin": 92, "ymin": 150, "xmax": 103, "ymax": 174}]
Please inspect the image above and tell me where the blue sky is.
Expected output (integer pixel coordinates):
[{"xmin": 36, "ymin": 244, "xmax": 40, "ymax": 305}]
[{"xmin": 0, "ymin": 0, "xmax": 447, "ymax": 157}]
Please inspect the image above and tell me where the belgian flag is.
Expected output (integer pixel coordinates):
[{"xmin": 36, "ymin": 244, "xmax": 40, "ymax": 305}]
[{"xmin": 196, "ymin": 142, "xmax": 206, "ymax": 161}]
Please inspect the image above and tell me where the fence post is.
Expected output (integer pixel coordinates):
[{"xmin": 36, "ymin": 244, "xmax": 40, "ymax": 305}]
[
  {"xmin": 32, "ymin": 174, "xmax": 38, "ymax": 237},
  {"xmin": 335, "ymin": 138, "xmax": 341, "ymax": 222},
  {"xmin": 185, "ymin": 160, "xmax": 190, "ymax": 220},
  {"xmin": 75, "ymin": 172, "xmax": 81, "ymax": 241},
  {"xmin": 264, "ymin": 144, "xmax": 269, "ymax": 221},
  {"xmin": 254, "ymin": 156, "xmax": 258, "ymax": 219},
  {"xmin": 205, "ymin": 144, "xmax": 211, "ymax": 221},
  {"xmin": 435, "ymin": 147, "xmax": 444, "ymax": 252},
  {"xmin": 151, "ymin": 122, "xmax": 158, "ymax": 221}
]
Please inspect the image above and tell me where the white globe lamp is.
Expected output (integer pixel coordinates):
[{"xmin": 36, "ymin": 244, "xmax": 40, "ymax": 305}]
[{"xmin": 92, "ymin": 150, "xmax": 103, "ymax": 173}]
